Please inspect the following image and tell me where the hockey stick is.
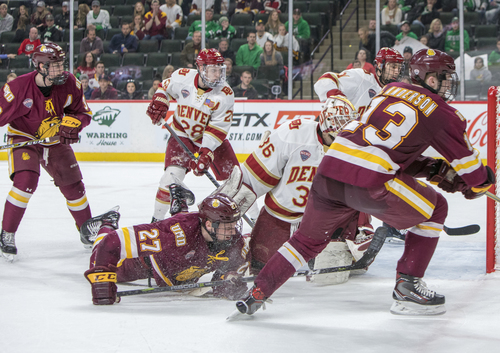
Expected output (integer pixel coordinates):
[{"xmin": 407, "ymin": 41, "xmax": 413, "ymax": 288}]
[
  {"xmin": 486, "ymin": 191, "xmax": 500, "ymax": 203},
  {"xmin": 383, "ymin": 222, "xmax": 480, "ymax": 237},
  {"xmin": 161, "ymin": 120, "xmax": 255, "ymax": 228},
  {"xmin": 0, "ymin": 137, "xmax": 59, "ymax": 150},
  {"xmin": 117, "ymin": 227, "xmax": 388, "ymax": 298}
]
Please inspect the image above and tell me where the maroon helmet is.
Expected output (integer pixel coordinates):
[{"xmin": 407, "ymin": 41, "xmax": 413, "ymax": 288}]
[
  {"xmin": 196, "ymin": 48, "xmax": 226, "ymax": 88},
  {"xmin": 373, "ymin": 47, "xmax": 404, "ymax": 85},
  {"xmin": 32, "ymin": 43, "xmax": 68, "ymax": 85},
  {"xmin": 409, "ymin": 49, "xmax": 458, "ymax": 101}
]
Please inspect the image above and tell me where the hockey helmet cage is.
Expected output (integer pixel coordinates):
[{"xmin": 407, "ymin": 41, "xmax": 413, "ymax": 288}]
[
  {"xmin": 196, "ymin": 48, "xmax": 226, "ymax": 88},
  {"xmin": 32, "ymin": 43, "xmax": 68, "ymax": 85},
  {"xmin": 319, "ymin": 95, "xmax": 358, "ymax": 139}
]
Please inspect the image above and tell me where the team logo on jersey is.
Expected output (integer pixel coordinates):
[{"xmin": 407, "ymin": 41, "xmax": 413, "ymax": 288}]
[
  {"xmin": 185, "ymin": 250, "xmax": 196, "ymax": 260},
  {"xmin": 181, "ymin": 89, "xmax": 190, "ymax": 98},
  {"xmin": 300, "ymin": 150, "xmax": 311, "ymax": 161},
  {"xmin": 368, "ymin": 89, "xmax": 377, "ymax": 98},
  {"xmin": 92, "ymin": 106, "xmax": 121, "ymax": 127},
  {"xmin": 23, "ymin": 98, "xmax": 33, "ymax": 109},
  {"xmin": 22, "ymin": 152, "xmax": 30, "ymax": 160},
  {"xmin": 45, "ymin": 99, "xmax": 56, "ymax": 116},
  {"xmin": 175, "ymin": 266, "xmax": 209, "ymax": 281},
  {"xmin": 211, "ymin": 199, "xmax": 220, "ymax": 208},
  {"xmin": 36, "ymin": 116, "xmax": 60, "ymax": 139},
  {"xmin": 204, "ymin": 99, "xmax": 215, "ymax": 108}
]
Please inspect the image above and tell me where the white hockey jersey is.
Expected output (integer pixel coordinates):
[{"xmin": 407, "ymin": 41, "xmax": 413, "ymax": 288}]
[
  {"xmin": 314, "ymin": 69, "xmax": 383, "ymax": 116},
  {"xmin": 158, "ymin": 68, "xmax": 235, "ymax": 152},
  {"xmin": 160, "ymin": 4, "xmax": 183, "ymax": 28},
  {"xmin": 242, "ymin": 119, "xmax": 326, "ymax": 223}
]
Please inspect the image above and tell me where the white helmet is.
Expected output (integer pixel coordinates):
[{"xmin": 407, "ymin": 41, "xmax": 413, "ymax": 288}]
[{"xmin": 319, "ymin": 96, "xmax": 358, "ymax": 138}]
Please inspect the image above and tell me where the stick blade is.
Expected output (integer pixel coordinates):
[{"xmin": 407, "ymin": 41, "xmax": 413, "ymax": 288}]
[
  {"xmin": 351, "ymin": 226, "xmax": 387, "ymax": 269},
  {"xmin": 443, "ymin": 224, "xmax": 480, "ymax": 236}
]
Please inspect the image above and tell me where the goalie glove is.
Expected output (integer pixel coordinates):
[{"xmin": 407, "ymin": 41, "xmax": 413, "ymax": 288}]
[
  {"xmin": 462, "ymin": 166, "xmax": 495, "ymax": 200},
  {"xmin": 189, "ymin": 147, "xmax": 214, "ymax": 176},
  {"xmin": 84, "ymin": 266, "xmax": 120, "ymax": 305},
  {"xmin": 426, "ymin": 159, "xmax": 467, "ymax": 193},
  {"xmin": 58, "ymin": 115, "xmax": 82, "ymax": 144},
  {"xmin": 147, "ymin": 93, "xmax": 170, "ymax": 125}
]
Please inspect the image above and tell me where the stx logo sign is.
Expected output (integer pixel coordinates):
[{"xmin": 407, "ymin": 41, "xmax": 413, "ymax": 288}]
[
  {"xmin": 232, "ymin": 113, "xmax": 269, "ymax": 127},
  {"xmin": 274, "ymin": 111, "xmax": 320, "ymax": 129}
]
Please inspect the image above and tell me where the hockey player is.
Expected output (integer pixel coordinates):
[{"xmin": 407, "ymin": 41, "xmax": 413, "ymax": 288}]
[
  {"xmin": 146, "ymin": 48, "xmax": 239, "ymax": 223},
  {"xmin": 83, "ymin": 189, "xmax": 251, "ymax": 305},
  {"xmin": 0, "ymin": 43, "xmax": 93, "ymax": 261},
  {"xmin": 314, "ymin": 47, "xmax": 404, "ymax": 116},
  {"xmin": 242, "ymin": 96, "xmax": 374, "ymax": 285},
  {"xmin": 235, "ymin": 49, "xmax": 494, "ymax": 316}
]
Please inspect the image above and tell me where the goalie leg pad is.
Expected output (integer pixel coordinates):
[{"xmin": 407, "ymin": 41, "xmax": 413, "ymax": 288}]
[{"xmin": 311, "ymin": 241, "xmax": 352, "ymax": 285}]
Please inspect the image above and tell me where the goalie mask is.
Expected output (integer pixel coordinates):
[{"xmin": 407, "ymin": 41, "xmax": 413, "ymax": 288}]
[
  {"xmin": 196, "ymin": 48, "xmax": 226, "ymax": 88},
  {"xmin": 318, "ymin": 96, "xmax": 358, "ymax": 139},
  {"xmin": 199, "ymin": 193, "xmax": 242, "ymax": 251},
  {"xmin": 32, "ymin": 43, "xmax": 69, "ymax": 85}
]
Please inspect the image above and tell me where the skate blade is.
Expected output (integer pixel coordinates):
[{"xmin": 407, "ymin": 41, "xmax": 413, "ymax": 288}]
[
  {"xmin": 226, "ymin": 308, "xmax": 246, "ymax": 321},
  {"xmin": 390, "ymin": 300, "xmax": 446, "ymax": 316},
  {"xmin": 1, "ymin": 251, "xmax": 15, "ymax": 262}
]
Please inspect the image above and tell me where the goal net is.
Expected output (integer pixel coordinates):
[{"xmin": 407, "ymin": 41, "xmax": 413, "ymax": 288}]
[{"xmin": 487, "ymin": 86, "xmax": 500, "ymax": 273}]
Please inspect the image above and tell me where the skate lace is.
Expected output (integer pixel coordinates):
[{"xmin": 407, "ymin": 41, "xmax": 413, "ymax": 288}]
[
  {"xmin": 103, "ymin": 212, "xmax": 120, "ymax": 228},
  {"xmin": 86, "ymin": 220, "xmax": 102, "ymax": 241},
  {"xmin": 414, "ymin": 278, "xmax": 435, "ymax": 298},
  {"xmin": 2, "ymin": 232, "xmax": 15, "ymax": 246}
]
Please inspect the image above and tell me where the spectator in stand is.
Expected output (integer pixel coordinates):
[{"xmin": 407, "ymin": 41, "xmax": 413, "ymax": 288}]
[
  {"xmin": 406, "ymin": 0, "xmax": 439, "ymax": 35},
  {"xmin": 109, "ymin": 23, "xmax": 138, "ymax": 54},
  {"xmin": 0, "ymin": 3, "xmax": 14, "ymax": 35},
  {"xmin": 162, "ymin": 64, "xmax": 174, "ymax": 80},
  {"xmin": 55, "ymin": 1, "xmax": 70, "ymax": 30},
  {"xmin": 255, "ymin": 19, "xmax": 274, "ymax": 48},
  {"xmin": 188, "ymin": 8, "xmax": 218, "ymax": 40},
  {"xmin": 81, "ymin": 25, "xmax": 104, "ymax": 56},
  {"xmin": 79, "ymin": 74, "xmax": 93, "ymax": 100},
  {"xmin": 160, "ymin": 0, "xmax": 183, "ymax": 39},
  {"xmin": 130, "ymin": 15, "xmax": 146, "ymax": 40},
  {"xmin": 218, "ymin": 38, "xmax": 236, "ymax": 64},
  {"xmin": 401, "ymin": 46, "xmax": 413, "ymax": 78},
  {"xmin": 134, "ymin": 2, "xmax": 145, "ymax": 18},
  {"xmin": 144, "ymin": 0, "xmax": 167, "ymax": 41},
  {"xmin": 426, "ymin": 18, "xmax": 444, "ymax": 51},
  {"xmin": 14, "ymin": 15, "xmax": 30, "ymax": 43},
  {"xmin": 352, "ymin": 60, "xmax": 361, "ymax": 68},
  {"xmin": 75, "ymin": 52, "xmax": 97, "ymax": 79},
  {"xmin": 89, "ymin": 61, "xmax": 105, "ymax": 89},
  {"xmin": 215, "ymin": 16, "xmax": 237, "ymax": 41},
  {"xmin": 274, "ymin": 23, "xmax": 300, "ymax": 61},
  {"xmin": 381, "ymin": 0, "xmax": 402, "ymax": 26},
  {"xmin": 224, "ymin": 58, "xmax": 240, "ymax": 87},
  {"xmin": 265, "ymin": 9, "xmax": 282, "ymax": 36},
  {"xmin": 263, "ymin": 1, "xmax": 282, "ymax": 14},
  {"xmin": 75, "ymin": 4, "xmax": 90, "ymax": 30},
  {"xmin": 420, "ymin": 35, "xmax": 429, "ymax": 46},
  {"xmin": 18, "ymin": 27, "xmax": 41, "ymax": 57},
  {"xmin": 345, "ymin": 49, "xmax": 376, "ymax": 75},
  {"xmin": 41, "ymin": 14, "xmax": 63, "ymax": 43},
  {"xmin": 260, "ymin": 40, "xmax": 283, "ymax": 76},
  {"xmin": 12, "ymin": 5, "xmax": 29, "ymax": 31},
  {"xmin": 357, "ymin": 26, "xmax": 395, "ymax": 63},
  {"xmin": 233, "ymin": 70, "xmax": 259, "ymax": 99},
  {"xmin": 0, "ymin": 53, "xmax": 16, "ymax": 68},
  {"xmin": 87, "ymin": 0, "xmax": 111, "ymax": 35},
  {"xmin": 91, "ymin": 74, "xmax": 118, "ymax": 100},
  {"xmin": 395, "ymin": 20, "xmax": 418, "ymax": 45},
  {"xmin": 445, "ymin": 17, "xmax": 469, "ymax": 53},
  {"xmin": 180, "ymin": 31, "xmax": 202, "ymax": 68},
  {"xmin": 488, "ymin": 39, "xmax": 500, "ymax": 65},
  {"xmin": 6, "ymin": 73, "xmax": 17, "ymax": 83},
  {"xmin": 147, "ymin": 75, "xmax": 162, "ymax": 99},
  {"xmin": 235, "ymin": 0, "xmax": 262, "ymax": 16},
  {"xmin": 189, "ymin": 0, "xmax": 215, "ymax": 15},
  {"xmin": 482, "ymin": 1, "xmax": 500, "ymax": 25},
  {"xmin": 470, "ymin": 57, "xmax": 492, "ymax": 82},
  {"xmin": 31, "ymin": 1, "xmax": 50, "ymax": 31},
  {"xmin": 120, "ymin": 79, "xmax": 143, "ymax": 100},
  {"xmin": 368, "ymin": 19, "xmax": 376, "ymax": 34},
  {"xmin": 236, "ymin": 30, "xmax": 263, "ymax": 70},
  {"xmin": 285, "ymin": 9, "xmax": 310, "ymax": 61}
]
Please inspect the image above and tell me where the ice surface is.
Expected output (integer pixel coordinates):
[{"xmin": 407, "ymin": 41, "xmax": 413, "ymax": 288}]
[{"xmin": 1, "ymin": 162, "xmax": 499, "ymax": 353}]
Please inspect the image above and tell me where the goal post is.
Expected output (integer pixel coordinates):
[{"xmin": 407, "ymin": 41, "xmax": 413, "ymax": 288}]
[{"xmin": 487, "ymin": 86, "xmax": 499, "ymax": 273}]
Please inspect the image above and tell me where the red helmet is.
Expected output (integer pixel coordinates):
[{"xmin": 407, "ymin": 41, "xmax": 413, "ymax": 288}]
[
  {"xmin": 196, "ymin": 48, "xmax": 226, "ymax": 88},
  {"xmin": 199, "ymin": 193, "xmax": 240, "ymax": 223},
  {"xmin": 32, "ymin": 43, "xmax": 68, "ymax": 85},
  {"xmin": 196, "ymin": 48, "xmax": 225, "ymax": 67},
  {"xmin": 374, "ymin": 47, "xmax": 403, "ymax": 85}
]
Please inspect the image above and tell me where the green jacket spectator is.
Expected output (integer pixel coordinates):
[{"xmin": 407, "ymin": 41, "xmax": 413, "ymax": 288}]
[
  {"xmin": 285, "ymin": 9, "xmax": 310, "ymax": 40},
  {"xmin": 444, "ymin": 18, "xmax": 469, "ymax": 52},
  {"xmin": 188, "ymin": 8, "xmax": 218, "ymax": 38},
  {"xmin": 488, "ymin": 41, "xmax": 500, "ymax": 65},
  {"xmin": 236, "ymin": 32, "xmax": 263, "ymax": 70},
  {"xmin": 215, "ymin": 16, "xmax": 237, "ymax": 40}
]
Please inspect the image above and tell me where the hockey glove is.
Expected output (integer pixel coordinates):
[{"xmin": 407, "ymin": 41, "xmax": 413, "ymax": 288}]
[
  {"xmin": 235, "ymin": 286, "xmax": 268, "ymax": 315},
  {"xmin": 463, "ymin": 166, "xmax": 495, "ymax": 200},
  {"xmin": 59, "ymin": 115, "xmax": 82, "ymax": 144},
  {"xmin": 427, "ymin": 159, "xmax": 468, "ymax": 193},
  {"xmin": 147, "ymin": 93, "xmax": 170, "ymax": 125},
  {"xmin": 189, "ymin": 147, "xmax": 214, "ymax": 176},
  {"xmin": 212, "ymin": 271, "xmax": 248, "ymax": 300},
  {"xmin": 84, "ymin": 266, "xmax": 120, "ymax": 305}
]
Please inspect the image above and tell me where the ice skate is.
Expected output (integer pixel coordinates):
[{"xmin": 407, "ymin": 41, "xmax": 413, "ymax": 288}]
[
  {"xmin": 80, "ymin": 206, "xmax": 120, "ymax": 248},
  {"xmin": 0, "ymin": 230, "xmax": 17, "ymax": 262},
  {"xmin": 169, "ymin": 183, "xmax": 195, "ymax": 216},
  {"xmin": 390, "ymin": 272, "xmax": 446, "ymax": 315}
]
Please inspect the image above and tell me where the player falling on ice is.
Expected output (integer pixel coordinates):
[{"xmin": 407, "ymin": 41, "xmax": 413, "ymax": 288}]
[
  {"xmin": 0, "ymin": 43, "xmax": 93, "ymax": 261},
  {"xmin": 234, "ymin": 49, "xmax": 494, "ymax": 317},
  {"xmin": 242, "ymin": 96, "xmax": 375, "ymax": 285},
  {"xmin": 146, "ymin": 48, "xmax": 240, "ymax": 223}
]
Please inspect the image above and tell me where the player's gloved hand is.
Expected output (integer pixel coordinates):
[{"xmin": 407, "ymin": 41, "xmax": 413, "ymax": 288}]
[
  {"xmin": 58, "ymin": 115, "xmax": 82, "ymax": 144},
  {"xmin": 84, "ymin": 266, "xmax": 120, "ymax": 305},
  {"xmin": 189, "ymin": 147, "xmax": 214, "ymax": 176},
  {"xmin": 235, "ymin": 285, "xmax": 268, "ymax": 315},
  {"xmin": 462, "ymin": 166, "xmax": 495, "ymax": 200},
  {"xmin": 147, "ymin": 93, "xmax": 169, "ymax": 125},
  {"xmin": 213, "ymin": 271, "xmax": 248, "ymax": 300},
  {"xmin": 427, "ymin": 159, "xmax": 468, "ymax": 193}
]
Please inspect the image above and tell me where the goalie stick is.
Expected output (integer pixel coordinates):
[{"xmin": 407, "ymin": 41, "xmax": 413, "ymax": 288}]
[
  {"xmin": 118, "ymin": 227, "xmax": 388, "ymax": 298},
  {"xmin": 0, "ymin": 137, "xmax": 59, "ymax": 150},
  {"xmin": 161, "ymin": 119, "xmax": 255, "ymax": 228}
]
